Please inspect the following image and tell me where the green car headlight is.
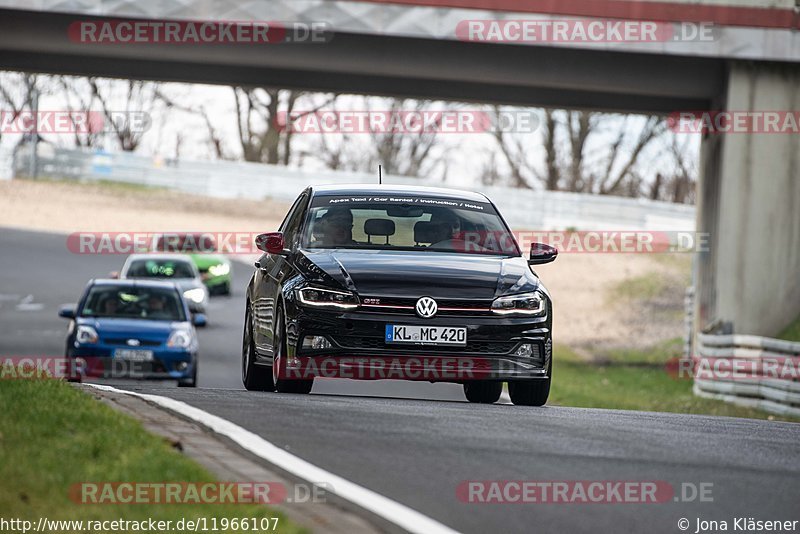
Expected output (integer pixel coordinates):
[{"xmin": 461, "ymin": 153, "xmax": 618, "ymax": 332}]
[{"xmin": 208, "ymin": 263, "xmax": 230, "ymax": 277}]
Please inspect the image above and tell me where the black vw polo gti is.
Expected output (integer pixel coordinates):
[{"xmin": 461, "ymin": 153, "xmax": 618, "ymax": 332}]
[{"xmin": 242, "ymin": 185, "xmax": 557, "ymax": 405}]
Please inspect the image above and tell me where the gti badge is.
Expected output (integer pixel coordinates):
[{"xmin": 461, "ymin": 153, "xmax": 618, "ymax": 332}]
[
  {"xmin": 126, "ymin": 339, "xmax": 141, "ymax": 346},
  {"xmin": 415, "ymin": 296, "xmax": 438, "ymax": 318}
]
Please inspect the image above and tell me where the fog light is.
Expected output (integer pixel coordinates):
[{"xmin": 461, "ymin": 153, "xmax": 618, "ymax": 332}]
[
  {"xmin": 514, "ymin": 343, "xmax": 535, "ymax": 358},
  {"xmin": 176, "ymin": 362, "xmax": 189, "ymax": 371},
  {"xmin": 302, "ymin": 336, "xmax": 332, "ymax": 350}
]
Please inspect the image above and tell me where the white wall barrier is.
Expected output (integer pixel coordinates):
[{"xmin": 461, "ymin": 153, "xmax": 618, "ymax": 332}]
[
  {"xmin": 13, "ymin": 146, "xmax": 696, "ymax": 233},
  {"xmin": 0, "ymin": 147, "xmax": 13, "ymax": 180},
  {"xmin": 693, "ymin": 333, "xmax": 800, "ymax": 417}
]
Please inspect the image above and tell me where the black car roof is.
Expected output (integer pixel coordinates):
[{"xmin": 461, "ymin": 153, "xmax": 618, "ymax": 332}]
[{"xmin": 310, "ymin": 184, "xmax": 490, "ymax": 203}]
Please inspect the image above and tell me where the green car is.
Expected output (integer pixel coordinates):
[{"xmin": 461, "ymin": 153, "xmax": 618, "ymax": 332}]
[
  {"xmin": 154, "ymin": 234, "xmax": 232, "ymax": 296},
  {"xmin": 192, "ymin": 252, "xmax": 232, "ymax": 295}
]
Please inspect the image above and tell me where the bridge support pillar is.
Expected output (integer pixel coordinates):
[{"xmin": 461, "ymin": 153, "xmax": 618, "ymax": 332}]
[{"xmin": 696, "ymin": 61, "xmax": 800, "ymax": 337}]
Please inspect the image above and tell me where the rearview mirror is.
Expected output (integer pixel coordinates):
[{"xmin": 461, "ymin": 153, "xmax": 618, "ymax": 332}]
[
  {"xmin": 255, "ymin": 232, "xmax": 287, "ymax": 255},
  {"xmin": 58, "ymin": 305, "xmax": 76, "ymax": 319},
  {"xmin": 387, "ymin": 205, "xmax": 424, "ymax": 218},
  {"xmin": 192, "ymin": 313, "xmax": 207, "ymax": 327},
  {"xmin": 528, "ymin": 243, "xmax": 558, "ymax": 265}
]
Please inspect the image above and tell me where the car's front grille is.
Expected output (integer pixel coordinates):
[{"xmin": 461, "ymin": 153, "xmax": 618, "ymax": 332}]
[
  {"xmin": 104, "ymin": 338, "xmax": 162, "ymax": 347},
  {"xmin": 330, "ymin": 335, "xmax": 518, "ymax": 355},
  {"xmin": 359, "ymin": 296, "xmax": 494, "ymax": 316}
]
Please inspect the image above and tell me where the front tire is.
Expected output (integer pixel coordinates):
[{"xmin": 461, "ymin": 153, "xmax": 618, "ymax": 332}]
[
  {"xmin": 508, "ymin": 362, "xmax": 551, "ymax": 406},
  {"xmin": 178, "ymin": 362, "xmax": 197, "ymax": 388},
  {"xmin": 273, "ymin": 307, "xmax": 313, "ymax": 394},
  {"xmin": 463, "ymin": 381, "xmax": 502, "ymax": 404},
  {"xmin": 242, "ymin": 300, "xmax": 274, "ymax": 391}
]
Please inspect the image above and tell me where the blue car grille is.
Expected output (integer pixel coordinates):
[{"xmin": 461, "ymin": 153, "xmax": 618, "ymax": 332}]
[{"xmin": 103, "ymin": 338, "xmax": 162, "ymax": 347}]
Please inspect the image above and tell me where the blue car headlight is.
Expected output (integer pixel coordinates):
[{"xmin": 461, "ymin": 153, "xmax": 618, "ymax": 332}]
[
  {"xmin": 75, "ymin": 325, "xmax": 99, "ymax": 344},
  {"xmin": 167, "ymin": 329, "xmax": 193, "ymax": 349}
]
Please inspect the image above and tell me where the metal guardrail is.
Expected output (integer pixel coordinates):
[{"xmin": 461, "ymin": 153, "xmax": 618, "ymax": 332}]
[
  {"xmin": 13, "ymin": 145, "xmax": 696, "ymax": 232},
  {"xmin": 693, "ymin": 333, "xmax": 800, "ymax": 417}
]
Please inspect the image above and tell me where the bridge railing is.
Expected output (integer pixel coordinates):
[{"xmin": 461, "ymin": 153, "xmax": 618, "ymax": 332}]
[{"xmin": 693, "ymin": 333, "xmax": 800, "ymax": 417}]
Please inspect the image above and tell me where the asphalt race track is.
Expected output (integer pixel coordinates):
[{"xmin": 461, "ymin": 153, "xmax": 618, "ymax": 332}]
[{"xmin": 2, "ymin": 228, "xmax": 799, "ymax": 533}]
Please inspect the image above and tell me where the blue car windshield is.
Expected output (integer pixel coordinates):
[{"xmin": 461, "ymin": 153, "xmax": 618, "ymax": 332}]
[{"xmin": 80, "ymin": 286, "xmax": 186, "ymax": 321}]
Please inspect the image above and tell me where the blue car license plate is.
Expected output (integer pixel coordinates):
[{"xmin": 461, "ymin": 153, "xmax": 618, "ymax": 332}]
[{"xmin": 114, "ymin": 349, "xmax": 154, "ymax": 361}]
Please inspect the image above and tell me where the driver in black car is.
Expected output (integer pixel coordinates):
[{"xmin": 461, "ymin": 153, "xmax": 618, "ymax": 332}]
[
  {"xmin": 315, "ymin": 207, "xmax": 358, "ymax": 247},
  {"xmin": 429, "ymin": 210, "xmax": 464, "ymax": 249}
]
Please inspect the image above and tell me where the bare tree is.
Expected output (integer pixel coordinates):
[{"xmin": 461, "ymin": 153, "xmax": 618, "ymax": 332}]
[
  {"xmin": 88, "ymin": 78, "xmax": 163, "ymax": 152},
  {"xmin": 57, "ymin": 76, "xmax": 106, "ymax": 149},
  {"xmin": 304, "ymin": 97, "xmax": 448, "ymax": 179},
  {"xmin": 234, "ymin": 88, "xmax": 312, "ymax": 165},
  {"xmin": 0, "ymin": 72, "xmax": 41, "ymax": 147},
  {"xmin": 491, "ymin": 108, "xmax": 679, "ymax": 200}
]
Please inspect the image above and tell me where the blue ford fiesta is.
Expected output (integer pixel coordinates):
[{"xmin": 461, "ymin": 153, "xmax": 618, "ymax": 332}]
[{"xmin": 58, "ymin": 279, "xmax": 205, "ymax": 387}]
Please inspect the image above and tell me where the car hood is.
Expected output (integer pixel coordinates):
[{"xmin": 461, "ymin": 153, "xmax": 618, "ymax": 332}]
[
  {"xmin": 169, "ymin": 279, "xmax": 204, "ymax": 292},
  {"xmin": 76, "ymin": 317, "xmax": 184, "ymax": 339},
  {"xmin": 296, "ymin": 249, "xmax": 540, "ymax": 299}
]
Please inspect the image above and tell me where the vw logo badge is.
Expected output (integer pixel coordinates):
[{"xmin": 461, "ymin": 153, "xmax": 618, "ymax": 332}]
[
  {"xmin": 126, "ymin": 339, "xmax": 141, "ymax": 347},
  {"xmin": 415, "ymin": 297, "xmax": 438, "ymax": 318}
]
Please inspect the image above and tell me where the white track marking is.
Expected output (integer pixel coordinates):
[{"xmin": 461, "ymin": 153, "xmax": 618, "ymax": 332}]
[
  {"xmin": 16, "ymin": 294, "xmax": 44, "ymax": 311},
  {"xmin": 85, "ymin": 383, "xmax": 460, "ymax": 534}
]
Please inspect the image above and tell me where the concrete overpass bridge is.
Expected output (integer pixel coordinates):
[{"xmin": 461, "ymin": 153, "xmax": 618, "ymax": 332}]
[{"xmin": 0, "ymin": 0, "xmax": 798, "ymax": 338}]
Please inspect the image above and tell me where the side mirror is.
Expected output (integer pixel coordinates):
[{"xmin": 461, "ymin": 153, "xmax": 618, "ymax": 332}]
[
  {"xmin": 528, "ymin": 243, "xmax": 558, "ymax": 265},
  {"xmin": 108, "ymin": 271, "xmax": 120, "ymax": 279},
  {"xmin": 255, "ymin": 232, "xmax": 287, "ymax": 255},
  {"xmin": 58, "ymin": 305, "xmax": 76, "ymax": 319},
  {"xmin": 192, "ymin": 313, "xmax": 207, "ymax": 327}
]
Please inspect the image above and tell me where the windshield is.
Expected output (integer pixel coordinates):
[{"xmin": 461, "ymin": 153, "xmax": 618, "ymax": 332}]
[
  {"xmin": 126, "ymin": 258, "xmax": 196, "ymax": 279},
  {"xmin": 302, "ymin": 195, "xmax": 520, "ymax": 255},
  {"xmin": 80, "ymin": 286, "xmax": 186, "ymax": 321}
]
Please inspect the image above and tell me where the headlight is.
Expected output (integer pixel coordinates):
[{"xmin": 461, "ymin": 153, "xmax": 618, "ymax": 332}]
[
  {"xmin": 208, "ymin": 263, "xmax": 230, "ymax": 277},
  {"xmin": 297, "ymin": 287, "xmax": 359, "ymax": 309},
  {"xmin": 183, "ymin": 288, "xmax": 206, "ymax": 304},
  {"xmin": 167, "ymin": 329, "xmax": 193, "ymax": 348},
  {"xmin": 491, "ymin": 291, "xmax": 546, "ymax": 316},
  {"xmin": 76, "ymin": 325, "xmax": 99, "ymax": 344}
]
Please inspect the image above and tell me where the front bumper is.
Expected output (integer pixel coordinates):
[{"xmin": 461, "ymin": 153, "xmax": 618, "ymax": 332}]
[
  {"xmin": 67, "ymin": 345, "xmax": 196, "ymax": 380},
  {"xmin": 283, "ymin": 307, "xmax": 552, "ymax": 383},
  {"xmin": 201, "ymin": 272, "xmax": 232, "ymax": 291}
]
